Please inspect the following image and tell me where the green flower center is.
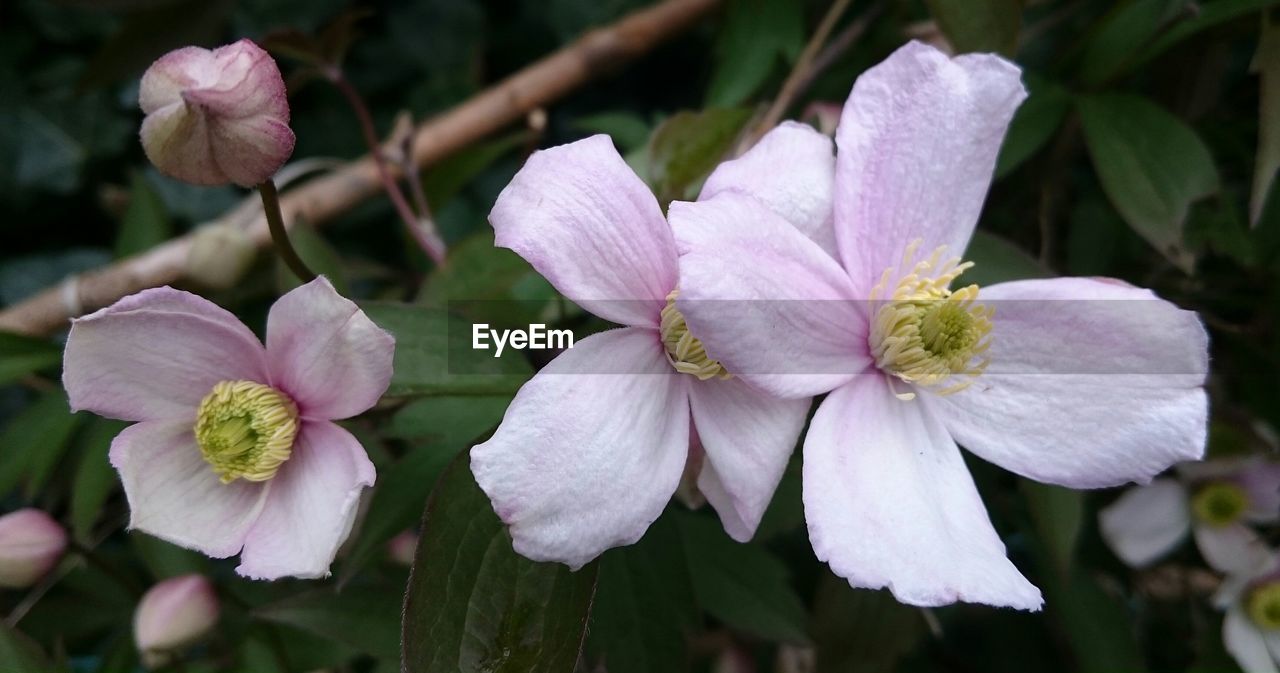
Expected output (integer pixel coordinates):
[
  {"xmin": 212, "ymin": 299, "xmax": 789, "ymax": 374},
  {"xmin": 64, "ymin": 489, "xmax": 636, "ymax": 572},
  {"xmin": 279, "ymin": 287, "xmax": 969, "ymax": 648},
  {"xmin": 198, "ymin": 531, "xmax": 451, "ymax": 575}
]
[
  {"xmin": 1190, "ymin": 481, "xmax": 1248, "ymax": 526},
  {"xmin": 660, "ymin": 290, "xmax": 730, "ymax": 381},
  {"xmin": 1248, "ymin": 581, "xmax": 1280, "ymax": 631},
  {"xmin": 194, "ymin": 380, "xmax": 298, "ymax": 484},
  {"xmin": 869, "ymin": 240, "xmax": 992, "ymax": 399}
]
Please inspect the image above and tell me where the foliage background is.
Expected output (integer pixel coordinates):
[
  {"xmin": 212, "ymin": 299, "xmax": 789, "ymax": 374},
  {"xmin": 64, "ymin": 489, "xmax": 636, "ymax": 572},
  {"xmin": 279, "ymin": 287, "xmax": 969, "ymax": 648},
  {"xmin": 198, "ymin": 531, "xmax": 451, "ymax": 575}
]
[{"xmin": 2, "ymin": 0, "xmax": 1279, "ymax": 671}]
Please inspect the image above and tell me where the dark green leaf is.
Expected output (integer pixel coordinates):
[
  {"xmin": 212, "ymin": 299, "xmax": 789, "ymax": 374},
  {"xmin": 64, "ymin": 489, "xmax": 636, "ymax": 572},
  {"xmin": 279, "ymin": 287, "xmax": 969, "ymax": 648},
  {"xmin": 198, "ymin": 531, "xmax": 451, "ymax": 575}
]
[
  {"xmin": 1131, "ymin": 0, "xmax": 1280, "ymax": 71},
  {"xmin": 1043, "ymin": 569, "xmax": 1147, "ymax": 673},
  {"xmin": 418, "ymin": 233, "xmax": 555, "ymax": 330},
  {"xmin": 706, "ymin": 0, "xmax": 803, "ymax": 106},
  {"xmin": 255, "ymin": 585, "xmax": 401, "ymax": 660},
  {"xmin": 274, "ymin": 220, "xmax": 349, "ymax": 295},
  {"xmin": 964, "ymin": 230, "xmax": 1051, "ymax": 286},
  {"xmin": 573, "ymin": 113, "xmax": 653, "ymax": 152},
  {"xmin": 925, "ymin": 0, "xmax": 1022, "ymax": 55},
  {"xmin": 0, "ymin": 624, "xmax": 51, "ymax": 673},
  {"xmin": 387, "ymin": 395, "xmax": 512, "ymax": 444},
  {"xmin": 402, "ymin": 458, "xmax": 597, "ymax": 673},
  {"xmin": 115, "ymin": 170, "xmax": 171, "ymax": 258},
  {"xmin": 0, "ymin": 332, "xmax": 62, "ymax": 386},
  {"xmin": 1078, "ymin": 94, "xmax": 1218, "ymax": 271},
  {"xmin": 69, "ymin": 418, "xmax": 127, "ymax": 542},
  {"xmin": 677, "ymin": 513, "xmax": 808, "ymax": 643},
  {"xmin": 1021, "ymin": 480, "xmax": 1083, "ymax": 579},
  {"xmin": 11, "ymin": 107, "xmax": 84, "ymax": 194},
  {"xmin": 130, "ymin": 532, "xmax": 207, "ymax": 579},
  {"xmin": 422, "ymin": 133, "xmax": 525, "ymax": 209},
  {"xmin": 1252, "ymin": 11, "xmax": 1280, "ymax": 225},
  {"xmin": 77, "ymin": 0, "xmax": 234, "ymax": 90},
  {"xmin": 0, "ymin": 389, "xmax": 81, "ymax": 498},
  {"xmin": 647, "ymin": 108, "xmax": 752, "ymax": 204},
  {"xmin": 811, "ymin": 574, "xmax": 927, "ymax": 673},
  {"xmin": 1076, "ymin": 0, "xmax": 1183, "ymax": 86},
  {"xmin": 995, "ymin": 77, "xmax": 1070, "ymax": 179}
]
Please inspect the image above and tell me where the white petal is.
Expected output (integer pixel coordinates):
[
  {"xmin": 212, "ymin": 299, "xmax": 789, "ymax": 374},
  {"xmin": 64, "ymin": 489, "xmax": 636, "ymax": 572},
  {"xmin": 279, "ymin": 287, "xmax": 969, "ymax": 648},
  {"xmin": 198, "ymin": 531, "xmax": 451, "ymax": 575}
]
[
  {"xmin": 1225, "ymin": 607, "xmax": 1280, "ymax": 673},
  {"xmin": 1097, "ymin": 479, "xmax": 1191, "ymax": 568},
  {"xmin": 1195, "ymin": 523, "xmax": 1274, "ymax": 575}
]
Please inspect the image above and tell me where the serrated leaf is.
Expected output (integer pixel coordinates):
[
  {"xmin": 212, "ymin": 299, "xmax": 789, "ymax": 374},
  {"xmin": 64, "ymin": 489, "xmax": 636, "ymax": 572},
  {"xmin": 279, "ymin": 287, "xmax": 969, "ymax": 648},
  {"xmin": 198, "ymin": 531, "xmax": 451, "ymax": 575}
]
[
  {"xmin": 70, "ymin": 418, "xmax": 127, "ymax": 542},
  {"xmin": 0, "ymin": 331, "xmax": 62, "ymax": 386},
  {"xmin": 255, "ymin": 585, "xmax": 401, "ymax": 660},
  {"xmin": 648, "ymin": 108, "xmax": 752, "ymax": 205},
  {"xmin": 677, "ymin": 513, "xmax": 808, "ymax": 643},
  {"xmin": 115, "ymin": 170, "xmax": 171, "ymax": 258},
  {"xmin": 402, "ymin": 458, "xmax": 597, "ymax": 673},
  {"xmin": 925, "ymin": 0, "xmax": 1022, "ymax": 55},
  {"xmin": 811, "ymin": 575, "xmax": 927, "ymax": 673},
  {"xmin": 0, "ymin": 389, "xmax": 82, "ymax": 498},
  {"xmin": 1078, "ymin": 94, "xmax": 1218, "ymax": 271}
]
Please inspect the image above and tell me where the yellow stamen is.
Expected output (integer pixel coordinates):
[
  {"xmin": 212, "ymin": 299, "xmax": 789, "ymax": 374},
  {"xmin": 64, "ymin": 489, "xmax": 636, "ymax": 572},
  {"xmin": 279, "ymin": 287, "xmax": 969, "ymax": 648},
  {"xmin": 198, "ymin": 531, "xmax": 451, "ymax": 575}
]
[
  {"xmin": 1248, "ymin": 581, "xmax": 1280, "ymax": 630},
  {"xmin": 1190, "ymin": 481, "xmax": 1249, "ymax": 527},
  {"xmin": 194, "ymin": 380, "xmax": 298, "ymax": 483},
  {"xmin": 660, "ymin": 289, "xmax": 731, "ymax": 381},
  {"xmin": 868, "ymin": 239, "xmax": 991, "ymax": 396}
]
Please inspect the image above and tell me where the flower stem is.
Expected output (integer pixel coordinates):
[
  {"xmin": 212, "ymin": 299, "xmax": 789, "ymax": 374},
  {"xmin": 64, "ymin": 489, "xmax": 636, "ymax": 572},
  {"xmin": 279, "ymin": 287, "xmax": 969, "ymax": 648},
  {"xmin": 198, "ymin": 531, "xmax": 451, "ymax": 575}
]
[
  {"xmin": 258, "ymin": 180, "xmax": 316, "ymax": 283},
  {"xmin": 325, "ymin": 67, "xmax": 447, "ymax": 266}
]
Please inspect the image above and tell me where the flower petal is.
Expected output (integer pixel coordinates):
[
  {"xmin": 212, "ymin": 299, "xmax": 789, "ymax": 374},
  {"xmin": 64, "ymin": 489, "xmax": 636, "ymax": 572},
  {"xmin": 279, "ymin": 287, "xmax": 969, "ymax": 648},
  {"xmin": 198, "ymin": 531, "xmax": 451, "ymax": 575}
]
[
  {"xmin": 265, "ymin": 277, "xmax": 394, "ymax": 421},
  {"xmin": 65, "ymin": 287, "xmax": 268, "ymax": 422},
  {"xmin": 1097, "ymin": 479, "xmax": 1191, "ymax": 568},
  {"xmin": 1196, "ymin": 523, "xmax": 1274, "ymax": 575},
  {"xmin": 804, "ymin": 375, "xmax": 1043, "ymax": 609},
  {"xmin": 688, "ymin": 376, "xmax": 809, "ymax": 541},
  {"xmin": 670, "ymin": 194, "xmax": 870, "ymax": 399},
  {"xmin": 470, "ymin": 327, "xmax": 690, "ymax": 569},
  {"xmin": 110, "ymin": 420, "xmax": 267, "ymax": 558},
  {"xmin": 1225, "ymin": 607, "xmax": 1280, "ymax": 673},
  {"xmin": 236, "ymin": 420, "xmax": 375, "ymax": 580},
  {"xmin": 927, "ymin": 277, "xmax": 1208, "ymax": 488},
  {"xmin": 834, "ymin": 41, "xmax": 1026, "ymax": 293},
  {"xmin": 1239, "ymin": 459, "xmax": 1280, "ymax": 523},
  {"xmin": 490, "ymin": 135, "xmax": 676, "ymax": 328},
  {"xmin": 700, "ymin": 121, "xmax": 837, "ymax": 255}
]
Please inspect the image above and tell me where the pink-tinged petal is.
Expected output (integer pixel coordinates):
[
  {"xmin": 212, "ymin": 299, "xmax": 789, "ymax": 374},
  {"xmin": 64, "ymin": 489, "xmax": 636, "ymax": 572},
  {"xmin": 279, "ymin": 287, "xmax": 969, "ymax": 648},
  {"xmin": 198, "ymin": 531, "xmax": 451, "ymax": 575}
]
[
  {"xmin": 65, "ymin": 287, "xmax": 268, "ymax": 422},
  {"xmin": 490, "ymin": 135, "xmax": 676, "ymax": 328},
  {"xmin": 237, "ymin": 420, "xmax": 375, "ymax": 579},
  {"xmin": 203, "ymin": 39, "xmax": 291, "ymax": 121},
  {"xmin": 139, "ymin": 47, "xmax": 215, "ymax": 114},
  {"xmin": 804, "ymin": 375, "xmax": 1043, "ymax": 609},
  {"xmin": 688, "ymin": 376, "xmax": 809, "ymax": 541},
  {"xmin": 670, "ymin": 194, "xmax": 870, "ymax": 399},
  {"xmin": 927, "ymin": 277, "xmax": 1208, "ymax": 488},
  {"xmin": 139, "ymin": 105, "xmax": 228, "ymax": 186},
  {"xmin": 470, "ymin": 328, "xmax": 690, "ymax": 569},
  {"xmin": 700, "ymin": 121, "xmax": 837, "ymax": 255},
  {"xmin": 834, "ymin": 41, "xmax": 1027, "ymax": 293},
  {"xmin": 110, "ymin": 420, "xmax": 267, "ymax": 558},
  {"xmin": 265, "ymin": 277, "xmax": 394, "ymax": 421},
  {"xmin": 1240, "ymin": 460, "xmax": 1280, "ymax": 523},
  {"xmin": 1097, "ymin": 479, "xmax": 1191, "ymax": 568},
  {"xmin": 208, "ymin": 114, "xmax": 295, "ymax": 188},
  {"xmin": 1225, "ymin": 607, "xmax": 1280, "ymax": 673},
  {"xmin": 1195, "ymin": 523, "xmax": 1274, "ymax": 575}
]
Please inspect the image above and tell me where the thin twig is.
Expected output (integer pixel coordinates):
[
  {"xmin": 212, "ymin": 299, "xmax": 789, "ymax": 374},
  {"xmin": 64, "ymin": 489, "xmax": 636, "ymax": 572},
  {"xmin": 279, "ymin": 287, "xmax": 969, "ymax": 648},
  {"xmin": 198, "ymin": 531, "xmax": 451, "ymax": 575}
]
[{"xmin": 259, "ymin": 180, "xmax": 317, "ymax": 283}]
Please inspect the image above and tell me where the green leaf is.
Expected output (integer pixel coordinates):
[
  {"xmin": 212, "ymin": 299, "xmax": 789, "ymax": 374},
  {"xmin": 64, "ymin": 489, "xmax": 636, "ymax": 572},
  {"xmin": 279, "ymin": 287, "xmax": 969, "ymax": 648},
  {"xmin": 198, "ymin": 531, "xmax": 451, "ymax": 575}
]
[
  {"xmin": 77, "ymin": 0, "xmax": 234, "ymax": 90},
  {"xmin": 387, "ymin": 395, "xmax": 512, "ymax": 444},
  {"xmin": 994, "ymin": 77, "xmax": 1070, "ymax": 179},
  {"xmin": 1043, "ymin": 569, "xmax": 1147, "ymax": 673},
  {"xmin": 586, "ymin": 513, "xmax": 697, "ymax": 673},
  {"xmin": 69, "ymin": 418, "xmax": 127, "ymax": 542},
  {"xmin": 402, "ymin": 458, "xmax": 598, "ymax": 673},
  {"xmin": 573, "ymin": 113, "xmax": 652, "ymax": 152},
  {"xmin": 706, "ymin": 0, "xmax": 803, "ymax": 106},
  {"xmin": 1078, "ymin": 94, "xmax": 1218, "ymax": 271},
  {"xmin": 0, "ymin": 331, "xmax": 62, "ymax": 386},
  {"xmin": 255, "ymin": 585, "xmax": 402, "ymax": 660},
  {"xmin": 274, "ymin": 220, "xmax": 349, "ymax": 295},
  {"xmin": 130, "ymin": 532, "xmax": 208, "ymax": 579},
  {"xmin": 964, "ymin": 230, "xmax": 1051, "ymax": 286},
  {"xmin": 1131, "ymin": 0, "xmax": 1280, "ymax": 71},
  {"xmin": 1252, "ymin": 11, "xmax": 1280, "ymax": 225},
  {"xmin": 811, "ymin": 574, "xmax": 927, "ymax": 673},
  {"xmin": 1076, "ymin": 0, "xmax": 1183, "ymax": 86},
  {"xmin": 12, "ymin": 107, "xmax": 85, "ymax": 194},
  {"xmin": 418, "ymin": 234, "xmax": 555, "ymax": 330},
  {"xmin": 115, "ymin": 171, "xmax": 171, "ymax": 258},
  {"xmin": 1021, "ymin": 480, "xmax": 1083, "ymax": 579},
  {"xmin": 0, "ymin": 389, "xmax": 82, "ymax": 498},
  {"xmin": 925, "ymin": 0, "xmax": 1022, "ymax": 55},
  {"xmin": 362, "ymin": 302, "xmax": 532, "ymax": 397},
  {"xmin": 0, "ymin": 624, "xmax": 51, "ymax": 673},
  {"xmin": 677, "ymin": 513, "xmax": 808, "ymax": 643},
  {"xmin": 647, "ymin": 108, "xmax": 752, "ymax": 205},
  {"xmin": 422, "ymin": 133, "xmax": 525, "ymax": 209}
]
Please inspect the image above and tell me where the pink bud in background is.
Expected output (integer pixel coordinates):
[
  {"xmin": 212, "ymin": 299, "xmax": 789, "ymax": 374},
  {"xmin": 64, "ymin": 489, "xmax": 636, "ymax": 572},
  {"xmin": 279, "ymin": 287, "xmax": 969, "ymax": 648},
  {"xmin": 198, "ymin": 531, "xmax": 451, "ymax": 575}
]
[
  {"xmin": 387, "ymin": 530, "xmax": 418, "ymax": 567},
  {"xmin": 134, "ymin": 574, "xmax": 220, "ymax": 668},
  {"xmin": 139, "ymin": 39, "xmax": 295, "ymax": 187},
  {"xmin": 0, "ymin": 509, "xmax": 67, "ymax": 589}
]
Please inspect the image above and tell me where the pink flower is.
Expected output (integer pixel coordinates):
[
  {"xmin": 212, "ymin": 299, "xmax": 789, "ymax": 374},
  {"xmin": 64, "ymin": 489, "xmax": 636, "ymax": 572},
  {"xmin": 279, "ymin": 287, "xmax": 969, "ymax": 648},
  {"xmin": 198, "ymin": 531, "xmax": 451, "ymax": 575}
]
[
  {"xmin": 470, "ymin": 135, "xmax": 810, "ymax": 569},
  {"xmin": 139, "ymin": 39, "xmax": 295, "ymax": 187},
  {"xmin": 0, "ymin": 509, "xmax": 67, "ymax": 588},
  {"xmin": 1216, "ymin": 556, "xmax": 1280, "ymax": 673},
  {"xmin": 63, "ymin": 278, "xmax": 394, "ymax": 580},
  {"xmin": 669, "ymin": 41, "xmax": 1209, "ymax": 609},
  {"xmin": 134, "ymin": 574, "xmax": 219, "ymax": 668},
  {"xmin": 1100, "ymin": 457, "xmax": 1280, "ymax": 574}
]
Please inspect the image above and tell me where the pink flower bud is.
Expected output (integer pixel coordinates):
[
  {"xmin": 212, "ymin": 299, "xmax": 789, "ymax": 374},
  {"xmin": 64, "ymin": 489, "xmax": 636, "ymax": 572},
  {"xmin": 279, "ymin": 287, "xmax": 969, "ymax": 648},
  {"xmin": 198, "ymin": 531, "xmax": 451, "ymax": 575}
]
[
  {"xmin": 139, "ymin": 39, "xmax": 295, "ymax": 188},
  {"xmin": 134, "ymin": 574, "xmax": 219, "ymax": 668},
  {"xmin": 0, "ymin": 509, "xmax": 67, "ymax": 589},
  {"xmin": 387, "ymin": 530, "xmax": 419, "ymax": 567}
]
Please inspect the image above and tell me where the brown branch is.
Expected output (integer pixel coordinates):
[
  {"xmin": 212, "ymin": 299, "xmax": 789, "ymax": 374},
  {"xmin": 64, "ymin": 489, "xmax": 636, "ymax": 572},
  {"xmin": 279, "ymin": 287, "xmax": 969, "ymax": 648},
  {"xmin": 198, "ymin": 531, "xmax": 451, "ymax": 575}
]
[{"xmin": 0, "ymin": 0, "xmax": 720, "ymax": 336}]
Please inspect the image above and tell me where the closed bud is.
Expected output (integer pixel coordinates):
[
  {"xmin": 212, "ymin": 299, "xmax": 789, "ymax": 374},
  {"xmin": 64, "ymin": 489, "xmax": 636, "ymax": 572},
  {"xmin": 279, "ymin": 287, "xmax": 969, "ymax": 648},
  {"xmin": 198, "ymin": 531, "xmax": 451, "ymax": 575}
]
[
  {"xmin": 134, "ymin": 574, "xmax": 220, "ymax": 669},
  {"xmin": 0, "ymin": 509, "xmax": 67, "ymax": 589},
  {"xmin": 139, "ymin": 39, "xmax": 295, "ymax": 188},
  {"xmin": 387, "ymin": 530, "xmax": 418, "ymax": 567}
]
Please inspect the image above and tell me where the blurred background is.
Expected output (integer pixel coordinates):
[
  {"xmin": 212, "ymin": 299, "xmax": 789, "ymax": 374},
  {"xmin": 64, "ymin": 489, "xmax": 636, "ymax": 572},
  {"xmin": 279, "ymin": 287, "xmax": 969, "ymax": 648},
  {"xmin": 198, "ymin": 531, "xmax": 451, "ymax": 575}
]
[{"xmin": 1, "ymin": 0, "xmax": 1279, "ymax": 671}]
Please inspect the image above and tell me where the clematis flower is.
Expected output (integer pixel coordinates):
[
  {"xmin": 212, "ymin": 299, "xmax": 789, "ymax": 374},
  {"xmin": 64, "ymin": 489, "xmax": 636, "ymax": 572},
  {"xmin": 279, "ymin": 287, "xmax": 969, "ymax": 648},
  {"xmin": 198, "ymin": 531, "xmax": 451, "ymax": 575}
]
[
  {"xmin": 139, "ymin": 39, "xmax": 295, "ymax": 187},
  {"xmin": 1216, "ymin": 553, "xmax": 1280, "ymax": 673},
  {"xmin": 1100, "ymin": 457, "xmax": 1280, "ymax": 574},
  {"xmin": 670, "ymin": 41, "xmax": 1209, "ymax": 609},
  {"xmin": 470, "ymin": 135, "xmax": 811, "ymax": 569},
  {"xmin": 63, "ymin": 277, "xmax": 393, "ymax": 580}
]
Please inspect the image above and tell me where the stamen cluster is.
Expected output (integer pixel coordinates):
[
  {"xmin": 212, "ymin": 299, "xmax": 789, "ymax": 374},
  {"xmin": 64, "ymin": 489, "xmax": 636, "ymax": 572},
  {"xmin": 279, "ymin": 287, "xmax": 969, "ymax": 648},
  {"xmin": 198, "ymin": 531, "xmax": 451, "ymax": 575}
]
[{"xmin": 194, "ymin": 380, "xmax": 298, "ymax": 483}]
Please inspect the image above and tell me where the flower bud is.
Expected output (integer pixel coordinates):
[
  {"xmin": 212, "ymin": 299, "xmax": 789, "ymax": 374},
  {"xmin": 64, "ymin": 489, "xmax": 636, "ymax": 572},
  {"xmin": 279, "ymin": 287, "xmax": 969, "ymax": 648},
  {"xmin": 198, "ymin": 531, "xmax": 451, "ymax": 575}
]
[
  {"xmin": 0, "ymin": 509, "xmax": 67, "ymax": 589},
  {"xmin": 134, "ymin": 574, "xmax": 220, "ymax": 668},
  {"xmin": 139, "ymin": 39, "xmax": 295, "ymax": 188},
  {"xmin": 387, "ymin": 530, "xmax": 418, "ymax": 566}
]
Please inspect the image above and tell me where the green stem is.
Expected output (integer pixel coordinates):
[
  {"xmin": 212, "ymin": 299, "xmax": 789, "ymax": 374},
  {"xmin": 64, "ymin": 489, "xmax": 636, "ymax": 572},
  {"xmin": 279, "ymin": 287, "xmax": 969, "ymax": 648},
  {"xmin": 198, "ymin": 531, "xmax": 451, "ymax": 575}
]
[{"xmin": 258, "ymin": 180, "xmax": 316, "ymax": 283}]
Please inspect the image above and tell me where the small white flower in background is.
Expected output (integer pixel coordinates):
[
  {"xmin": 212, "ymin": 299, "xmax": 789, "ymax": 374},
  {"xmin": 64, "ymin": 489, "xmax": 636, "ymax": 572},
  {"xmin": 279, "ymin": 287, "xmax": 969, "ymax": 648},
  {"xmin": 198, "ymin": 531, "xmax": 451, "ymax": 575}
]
[
  {"xmin": 134, "ymin": 574, "xmax": 220, "ymax": 669},
  {"xmin": 0, "ymin": 509, "xmax": 67, "ymax": 589},
  {"xmin": 1100, "ymin": 457, "xmax": 1280, "ymax": 574},
  {"xmin": 1216, "ymin": 554, "xmax": 1280, "ymax": 673}
]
